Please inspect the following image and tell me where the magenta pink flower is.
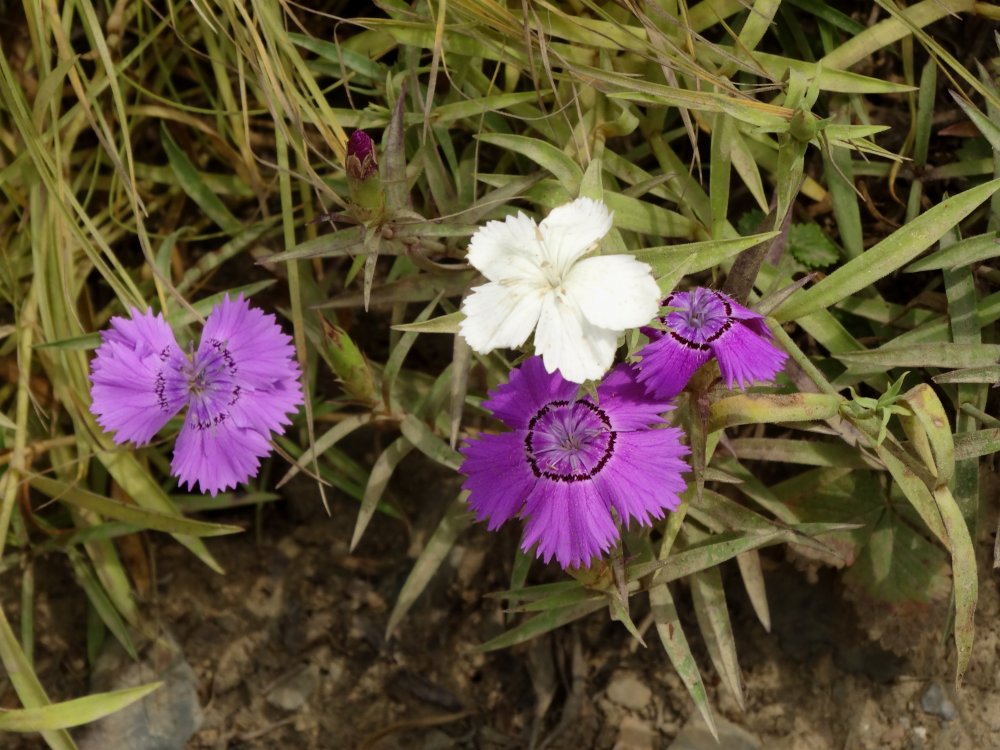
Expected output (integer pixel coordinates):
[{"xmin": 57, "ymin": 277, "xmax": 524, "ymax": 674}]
[
  {"xmin": 89, "ymin": 295, "xmax": 302, "ymax": 496},
  {"xmin": 460, "ymin": 357, "xmax": 689, "ymax": 569},
  {"xmin": 636, "ymin": 288, "xmax": 787, "ymax": 399}
]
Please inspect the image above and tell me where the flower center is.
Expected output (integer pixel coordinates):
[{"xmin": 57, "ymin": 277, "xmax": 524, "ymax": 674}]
[
  {"xmin": 184, "ymin": 339, "xmax": 242, "ymax": 430},
  {"xmin": 525, "ymin": 400, "xmax": 616, "ymax": 482},
  {"xmin": 662, "ymin": 289, "xmax": 734, "ymax": 350}
]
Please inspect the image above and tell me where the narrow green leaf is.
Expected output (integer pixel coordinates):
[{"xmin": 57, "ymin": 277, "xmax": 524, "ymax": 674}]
[
  {"xmin": 735, "ymin": 551, "xmax": 771, "ymax": 632},
  {"xmin": 475, "ymin": 599, "xmax": 605, "ymax": 653},
  {"xmin": 277, "ymin": 413, "xmax": 374, "ymax": 488},
  {"xmin": 726, "ymin": 437, "xmax": 878, "ymax": 468},
  {"xmin": 774, "ymin": 177, "xmax": 1000, "ymax": 321},
  {"xmin": 260, "ymin": 226, "xmax": 364, "ymax": 264},
  {"xmin": 386, "ymin": 494, "xmax": 472, "ymax": 637},
  {"xmin": 603, "ymin": 192, "xmax": 696, "ymax": 239},
  {"xmin": 708, "ymin": 393, "xmax": 841, "ymax": 432},
  {"xmin": 905, "ymin": 232, "xmax": 1000, "ymax": 272},
  {"xmin": 0, "ymin": 683, "xmax": 161, "ymax": 732},
  {"xmin": 65, "ymin": 549, "xmax": 135, "ymax": 660},
  {"xmin": 899, "ymin": 384, "xmax": 955, "ymax": 486},
  {"xmin": 161, "ymin": 124, "xmax": 242, "ymax": 235},
  {"xmin": 951, "ymin": 92, "xmax": 1000, "ymax": 153},
  {"xmin": 690, "ymin": 566, "xmax": 744, "ymax": 710},
  {"xmin": 933, "ymin": 486, "xmax": 977, "ymax": 686},
  {"xmin": 392, "ymin": 311, "xmax": 464, "ymax": 334},
  {"xmin": 819, "ymin": 0, "xmax": 975, "ymax": 71},
  {"xmin": 96, "ymin": 450, "xmax": 224, "ymax": 573},
  {"xmin": 399, "ymin": 414, "xmax": 463, "ymax": 470},
  {"xmin": 836, "ymin": 343, "xmax": 1000, "ymax": 369},
  {"xmin": 631, "ymin": 530, "xmax": 793, "ymax": 584},
  {"xmin": 954, "ymin": 429, "xmax": 1000, "ymax": 460},
  {"xmin": 0, "ymin": 606, "xmax": 76, "ymax": 749},
  {"xmin": 873, "ymin": 443, "xmax": 947, "ymax": 545},
  {"xmin": 477, "ymin": 133, "xmax": 583, "ymax": 192},
  {"xmin": 634, "ymin": 232, "xmax": 779, "ymax": 277},
  {"xmin": 933, "ymin": 366, "xmax": 1000, "ymax": 385},
  {"xmin": 350, "ymin": 436, "xmax": 413, "ymax": 551},
  {"xmin": 30, "ymin": 476, "xmax": 243, "ymax": 538},
  {"xmin": 649, "ymin": 582, "xmax": 717, "ymax": 738}
]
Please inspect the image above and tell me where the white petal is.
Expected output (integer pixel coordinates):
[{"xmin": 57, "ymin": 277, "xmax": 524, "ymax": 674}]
[
  {"xmin": 563, "ymin": 255, "xmax": 660, "ymax": 331},
  {"xmin": 467, "ymin": 211, "xmax": 545, "ymax": 282},
  {"xmin": 538, "ymin": 198, "xmax": 613, "ymax": 274},
  {"xmin": 460, "ymin": 279, "xmax": 545, "ymax": 354},
  {"xmin": 534, "ymin": 292, "xmax": 618, "ymax": 383}
]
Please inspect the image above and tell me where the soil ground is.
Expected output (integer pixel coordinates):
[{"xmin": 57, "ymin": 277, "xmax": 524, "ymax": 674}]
[{"xmin": 2, "ymin": 460, "xmax": 1000, "ymax": 750}]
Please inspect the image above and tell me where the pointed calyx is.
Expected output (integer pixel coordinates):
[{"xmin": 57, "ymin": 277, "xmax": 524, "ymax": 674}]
[{"xmin": 345, "ymin": 130, "xmax": 385, "ymax": 222}]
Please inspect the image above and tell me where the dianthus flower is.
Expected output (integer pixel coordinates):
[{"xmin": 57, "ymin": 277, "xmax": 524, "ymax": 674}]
[
  {"xmin": 460, "ymin": 356, "xmax": 689, "ymax": 569},
  {"xmin": 635, "ymin": 288, "xmax": 787, "ymax": 399},
  {"xmin": 459, "ymin": 198, "xmax": 660, "ymax": 384},
  {"xmin": 89, "ymin": 295, "xmax": 302, "ymax": 495}
]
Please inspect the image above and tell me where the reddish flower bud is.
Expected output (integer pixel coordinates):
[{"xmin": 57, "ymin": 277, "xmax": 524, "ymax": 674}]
[
  {"xmin": 345, "ymin": 130, "xmax": 384, "ymax": 222},
  {"xmin": 346, "ymin": 130, "xmax": 378, "ymax": 181}
]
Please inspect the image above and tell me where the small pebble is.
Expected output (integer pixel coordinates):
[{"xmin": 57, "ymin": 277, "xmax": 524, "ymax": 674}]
[
  {"xmin": 607, "ymin": 671, "xmax": 652, "ymax": 711},
  {"xmin": 920, "ymin": 683, "xmax": 957, "ymax": 722},
  {"xmin": 266, "ymin": 664, "xmax": 320, "ymax": 711},
  {"xmin": 668, "ymin": 714, "xmax": 760, "ymax": 750},
  {"xmin": 614, "ymin": 715, "xmax": 658, "ymax": 750}
]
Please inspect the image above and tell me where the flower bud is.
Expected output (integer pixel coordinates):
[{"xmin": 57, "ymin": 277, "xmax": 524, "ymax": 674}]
[{"xmin": 345, "ymin": 130, "xmax": 385, "ymax": 222}]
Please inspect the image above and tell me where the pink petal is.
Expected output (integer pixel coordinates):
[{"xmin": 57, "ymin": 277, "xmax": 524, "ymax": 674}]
[
  {"xmin": 520, "ymin": 480, "xmax": 618, "ymax": 569},
  {"xmin": 481, "ymin": 356, "xmax": 577, "ymax": 430},
  {"xmin": 635, "ymin": 332, "xmax": 712, "ymax": 399},
  {"xmin": 460, "ymin": 431, "xmax": 536, "ymax": 529},
  {"xmin": 199, "ymin": 294, "xmax": 300, "ymax": 395},
  {"xmin": 712, "ymin": 323, "xmax": 788, "ymax": 389},
  {"xmin": 596, "ymin": 364, "xmax": 674, "ymax": 430},
  {"xmin": 596, "ymin": 428, "xmax": 689, "ymax": 528},
  {"xmin": 170, "ymin": 411, "xmax": 272, "ymax": 496},
  {"xmin": 89, "ymin": 310, "xmax": 187, "ymax": 445}
]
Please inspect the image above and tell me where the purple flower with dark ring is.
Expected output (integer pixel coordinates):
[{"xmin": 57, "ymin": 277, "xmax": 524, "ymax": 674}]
[
  {"xmin": 459, "ymin": 356, "xmax": 689, "ymax": 569},
  {"xmin": 635, "ymin": 287, "xmax": 788, "ymax": 399},
  {"xmin": 89, "ymin": 295, "xmax": 302, "ymax": 496}
]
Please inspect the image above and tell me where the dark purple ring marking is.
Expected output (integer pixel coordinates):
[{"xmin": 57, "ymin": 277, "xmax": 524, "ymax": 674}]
[
  {"xmin": 660, "ymin": 290, "xmax": 734, "ymax": 351},
  {"xmin": 524, "ymin": 399, "xmax": 616, "ymax": 482}
]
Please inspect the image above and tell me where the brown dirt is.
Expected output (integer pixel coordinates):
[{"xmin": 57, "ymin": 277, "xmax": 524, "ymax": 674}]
[{"xmin": 2, "ymin": 469, "xmax": 999, "ymax": 750}]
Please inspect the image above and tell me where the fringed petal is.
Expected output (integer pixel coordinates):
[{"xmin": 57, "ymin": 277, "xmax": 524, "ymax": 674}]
[
  {"xmin": 520, "ymin": 480, "xmax": 617, "ymax": 569},
  {"xmin": 537, "ymin": 197, "xmax": 613, "ymax": 274},
  {"xmin": 192, "ymin": 295, "xmax": 302, "ymax": 442},
  {"xmin": 466, "ymin": 210, "xmax": 546, "ymax": 282},
  {"xmin": 596, "ymin": 364, "xmax": 674, "ymax": 430},
  {"xmin": 596, "ymin": 428, "xmax": 689, "ymax": 528},
  {"xmin": 460, "ymin": 278, "xmax": 545, "ymax": 354},
  {"xmin": 171, "ymin": 411, "xmax": 272, "ymax": 496},
  {"xmin": 563, "ymin": 255, "xmax": 660, "ymax": 331},
  {"xmin": 460, "ymin": 431, "xmax": 536, "ymax": 529},
  {"xmin": 481, "ymin": 356, "xmax": 577, "ymax": 430},
  {"xmin": 89, "ymin": 309, "xmax": 187, "ymax": 445},
  {"xmin": 534, "ymin": 292, "xmax": 618, "ymax": 384},
  {"xmin": 198, "ymin": 294, "xmax": 301, "ymax": 396},
  {"xmin": 712, "ymin": 322, "xmax": 788, "ymax": 390},
  {"xmin": 634, "ymin": 331, "xmax": 712, "ymax": 399}
]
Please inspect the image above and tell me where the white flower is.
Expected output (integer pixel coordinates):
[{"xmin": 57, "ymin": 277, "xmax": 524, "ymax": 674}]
[{"xmin": 459, "ymin": 197, "xmax": 661, "ymax": 383}]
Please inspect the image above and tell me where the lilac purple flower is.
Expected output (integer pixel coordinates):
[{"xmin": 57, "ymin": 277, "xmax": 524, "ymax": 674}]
[
  {"xmin": 635, "ymin": 287, "xmax": 787, "ymax": 399},
  {"xmin": 89, "ymin": 295, "xmax": 302, "ymax": 496},
  {"xmin": 459, "ymin": 356, "xmax": 689, "ymax": 569}
]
